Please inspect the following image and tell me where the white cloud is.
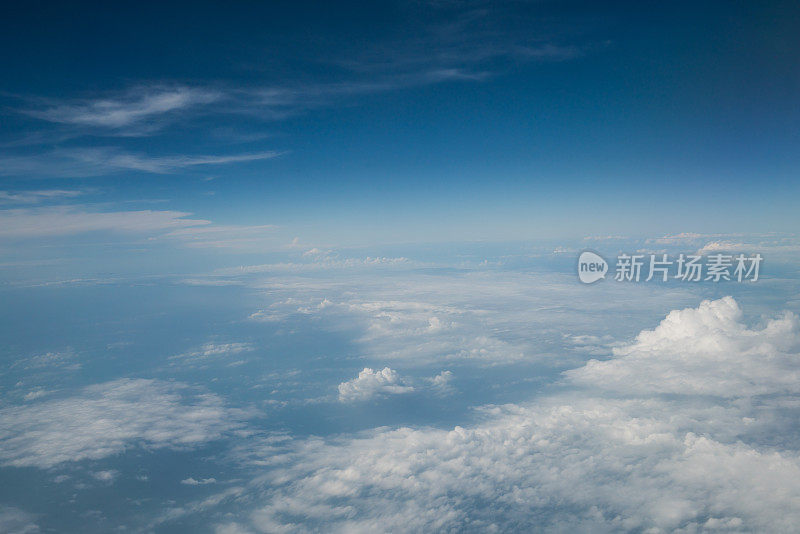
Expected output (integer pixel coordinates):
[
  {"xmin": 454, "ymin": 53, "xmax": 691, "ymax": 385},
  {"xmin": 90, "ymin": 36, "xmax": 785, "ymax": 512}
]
[
  {"xmin": 245, "ymin": 269, "xmax": 697, "ymax": 365},
  {"xmin": 22, "ymin": 389, "xmax": 48, "ymax": 401},
  {"xmin": 217, "ymin": 255, "xmax": 410, "ymax": 274},
  {"xmin": 695, "ymin": 239, "xmax": 800, "ymax": 256},
  {"xmin": 233, "ymin": 395, "xmax": 800, "ymax": 533},
  {"xmin": 9, "ymin": 350, "xmax": 79, "ymax": 371},
  {"xmin": 179, "ymin": 278, "xmax": 246, "ymax": 286},
  {"xmin": 0, "ymin": 189, "xmax": 85, "ymax": 204},
  {"xmin": 0, "ymin": 207, "xmax": 209, "ymax": 238},
  {"xmin": 0, "ymin": 147, "xmax": 282, "ymax": 177},
  {"xmin": 566, "ymin": 296, "xmax": 800, "ymax": 396},
  {"xmin": 429, "ymin": 370, "xmax": 453, "ymax": 388},
  {"xmin": 0, "ymin": 505, "xmax": 39, "ymax": 534},
  {"xmin": 24, "ymin": 86, "xmax": 221, "ymax": 129},
  {"xmin": 90, "ymin": 470, "xmax": 119, "ymax": 483},
  {"xmin": 0, "ymin": 379, "xmax": 247, "ymax": 469},
  {"xmin": 695, "ymin": 241, "xmax": 751, "ymax": 255},
  {"xmin": 160, "ymin": 224, "xmax": 282, "ymax": 251},
  {"xmin": 170, "ymin": 342, "xmax": 255, "ymax": 364},
  {"xmin": 181, "ymin": 477, "xmax": 217, "ymax": 486},
  {"xmin": 214, "ymin": 297, "xmax": 800, "ymax": 533},
  {"xmin": 0, "ymin": 206, "xmax": 292, "ymax": 254},
  {"xmin": 648, "ymin": 232, "xmax": 708, "ymax": 245},
  {"xmin": 338, "ymin": 368, "xmax": 415, "ymax": 402}
]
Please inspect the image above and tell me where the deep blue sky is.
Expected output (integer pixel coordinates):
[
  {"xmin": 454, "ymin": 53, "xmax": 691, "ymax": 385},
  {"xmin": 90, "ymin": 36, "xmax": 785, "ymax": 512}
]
[{"xmin": 1, "ymin": 1, "xmax": 798, "ymax": 247}]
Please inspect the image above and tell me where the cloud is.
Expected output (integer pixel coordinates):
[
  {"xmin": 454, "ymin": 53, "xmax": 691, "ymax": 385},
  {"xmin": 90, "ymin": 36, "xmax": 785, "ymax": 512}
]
[
  {"xmin": 648, "ymin": 232, "xmax": 708, "ymax": 245},
  {"xmin": 337, "ymin": 367, "xmax": 415, "ymax": 402},
  {"xmin": 181, "ymin": 477, "xmax": 217, "ymax": 486},
  {"xmin": 253, "ymin": 296, "xmax": 527, "ymax": 364},
  {"xmin": 0, "ymin": 506, "xmax": 39, "ymax": 534},
  {"xmin": 171, "ymin": 342, "xmax": 255, "ymax": 364},
  {"xmin": 694, "ymin": 239, "xmax": 800, "ymax": 255},
  {"xmin": 0, "ymin": 379, "xmax": 248, "ymax": 469},
  {"xmin": 336, "ymin": 368, "xmax": 453, "ymax": 402},
  {"xmin": 212, "ymin": 297, "xmax": 800, "ymax": 533},
  {"xmin": 233, "ymin": 396, "xmax": 800, "ymax": 533},
  {"xmin": 245, "ymin": 268, "xmax": 698, "ymax": 365},
  {"xmin": 0, "ymin": 207, "xmax": 209, "ymax": 238},
  {"xmin": 428, "ymin": 370, "xmax": 453, "ymax": 388},
  {"xmin": 331, "ymin": 2, "xmax": 584, "ymax": 83},
  {"xmin": 178, "ymin": 278, "xmax": 245, "ymax": 287},
  {"xmin": 218, "ymin": 255, "xmax": 410, "ymax": 273},
  {"xmin": 151, "ymin": 487, "xmax": 245, "ymax": 529},
  {"xmin": 23, "ymin": 86, "xmax": 221, "ymax": 129},
  {"xmin": 695, "ymin": 241, "xmax": 751, "ymax": 255},
  {"xmin": 566, "ymin": 296, "xmax": 800, "ymax": 396},
  {"xmin": 22, "ymin": 389, "xmax": 48, "ymax": 401},
  {"xmin": 90, "ymin": 470, "xmax": 119, "ymax": 483},
  {"xmin": 0, "ymin": 189, "xmax": 85, "ymax": 204},
  {"xmin": 0, "ymin": 147, "xmax": 282, "ymax": 178},
  {"xmin": 160, "ymin": 224, "xmax": 282, "ymax": 251},
  {"xmin": 9, "ymin": 350, "xmax": 79, "ymax": 371},
  {"xmin": 6, "ymin": 4, "xmax": 590, "ymax": 150},
  {"xmin": 0, "ymin": 206, "xmax": 291, "ymax": 254}
]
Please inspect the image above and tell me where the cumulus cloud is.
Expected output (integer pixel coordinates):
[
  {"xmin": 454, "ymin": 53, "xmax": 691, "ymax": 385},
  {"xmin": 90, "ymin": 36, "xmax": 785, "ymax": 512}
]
[
  {"xmin": 567, "ymin": 296, "xmax": 800, "ymax": 396},
  {"xmin": 337, "ymin": 368, "xmax": 415, "ymax": 402},
  {"xmin": 428, "ymin": 370, "xmax": 453, "ymax": 388},
  {"xmin": 231, "ymin": 397, "xmax": 800, "ymax": 533},
  {"xmin": 214, "ymin": 297, "xmax": 800, "ymax": 533},
  {"xmin": 0, "ymin": 379, "xmax": 247, "ymax": 469}
]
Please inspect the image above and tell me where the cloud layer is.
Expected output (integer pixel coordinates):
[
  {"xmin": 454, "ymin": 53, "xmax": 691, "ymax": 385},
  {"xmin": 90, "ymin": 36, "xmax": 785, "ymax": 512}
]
[
  {"xmin": 217, "ymin": 297, "xmax": 800, "ymax": 533},
  {"xmin": 0, "ymin": 379, "xmax": 246, "ymax": 469}
]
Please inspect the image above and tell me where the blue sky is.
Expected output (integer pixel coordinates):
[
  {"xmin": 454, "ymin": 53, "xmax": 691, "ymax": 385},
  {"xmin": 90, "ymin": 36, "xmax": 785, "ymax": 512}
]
[
  {"xmin": 3, "ymin": 2, "xmax": 800, "ymax": 533},
  {"xmin": 1, "ymin": 0, "xmax": 799, "ymax": 258}
]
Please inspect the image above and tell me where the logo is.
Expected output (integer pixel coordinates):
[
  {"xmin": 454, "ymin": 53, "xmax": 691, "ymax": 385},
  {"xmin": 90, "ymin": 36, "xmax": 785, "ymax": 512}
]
[
  {"xmin": 575, "ymin": 251, "xmax": 762, "ymax": 284},
  {"xmin": 577, "ymin": 251, "xmax": 608, "ymax": 284}
]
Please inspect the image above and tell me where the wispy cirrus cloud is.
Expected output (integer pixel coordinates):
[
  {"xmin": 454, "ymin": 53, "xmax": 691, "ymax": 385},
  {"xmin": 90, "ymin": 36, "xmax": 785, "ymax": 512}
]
[
  {"xmin": 0, "ymin": 147, "xmax": 282, "ymax": 178},
  {"xmin": 159, "ymin": 223, "xmax": 282, "ymax": 251},
  {"xmin": 0, "ymin": 204, "xmax": 294, "ymax": 256},
  {"xmin": 22, "ymin": 86, "xmax": 221, "ymax": 130},
  {"xmin": 6, "ymin": 4, "xmax": 590, "ymax": 142},
  {"xmin": 0, "ymin": 206, "xmax": 209, "ymax": 238},
  {"xmin": 0, "ymin": 189, "xmax": 85, "ymax": 203}
]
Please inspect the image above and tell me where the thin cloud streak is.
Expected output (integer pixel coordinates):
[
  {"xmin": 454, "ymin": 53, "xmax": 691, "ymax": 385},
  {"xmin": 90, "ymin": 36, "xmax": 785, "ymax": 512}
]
[
  {"xmin": 0, "ymin": 207, "xmax": 209, "ymax": 238},
  {"xmin": 0, "ymin": 189, "xmax": 85, "ymax": 203},
  {"xmin": 22, "ymin": 86, "xmax": 222, "ymax": 129},
  {"xmin": 0, "ymin": 148, "xmax": 283, "ymax": 177}
]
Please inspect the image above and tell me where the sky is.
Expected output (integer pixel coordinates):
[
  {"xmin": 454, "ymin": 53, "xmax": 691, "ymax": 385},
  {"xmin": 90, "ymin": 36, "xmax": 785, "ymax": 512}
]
[
  {"xmin": 2, "ymin": 1, "xmax": 800, "ymax": 533},
  {"xmin": 1, "ymin": 0, "xmax": 799, "ymax": 258}
]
